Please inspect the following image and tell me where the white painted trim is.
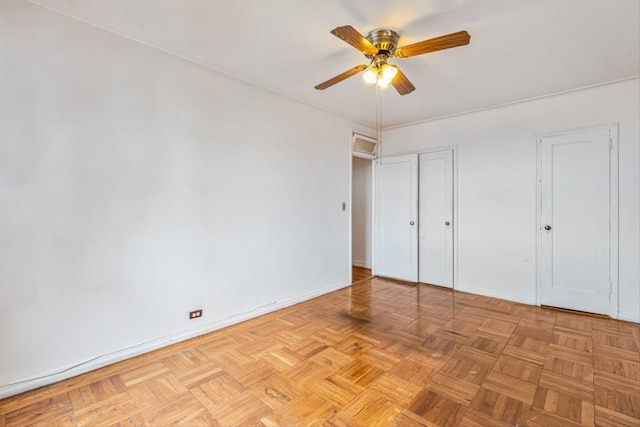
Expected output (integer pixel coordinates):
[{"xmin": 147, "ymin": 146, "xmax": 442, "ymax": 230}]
[
  {"xmin": 536, "ymin": 122, "xmax": 621, "ymax": 141},
  {"xmin": 352, "ymin": 152, "xmax": 376, "ymax": 160},
  {"xmin": 348, "ymin": 129, "xmax": 354, "ymax": 286},
  {"xmin": 371, "ymin": 156, "xmax": 378, "ymax": 276},
  {"xmin": 452, "ymin": 146, "xmax": 459, "ymax": 291},
  {"xmin": 535, "ymin": 135, "xmax": 543, "ymax": 307},
  {"xmin": 609, "ymin": 124, "xmax": 620, "ymax": 319},
  {"xmin": 383, "ymin": 76, "xmax": 639, "ymax": 131},
  {"xmin": 0, "ymin": 280, "xmax": 351, "ymax": 399},
  {"xmin": 535, "ymin": 123, "xmax": 620, "ymax": 318},
  {"xmin": 369, "ymin": 158, "xmax": 375, "ymax": 273},
  {"xmin": 28, "ymin": 1, "xmax": 377, "ymax": 130},
  {"xmin": 456, "ymin": 285, "xmax": 537, "ymax": 306}
]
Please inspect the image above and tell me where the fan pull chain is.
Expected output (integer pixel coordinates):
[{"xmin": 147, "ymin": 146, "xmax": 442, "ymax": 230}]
[{"xmin": 376, "ymin": 84, "xmax": 382, "ymax": 164}]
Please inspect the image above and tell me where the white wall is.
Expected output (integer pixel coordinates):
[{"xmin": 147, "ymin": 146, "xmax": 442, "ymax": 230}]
[
  {"xmin": 352, "ymin": 157, "xmax": 372, "ymax": 268},
  {"xmin": 0, "ymin": 2, "xmax": 371, "ymax": 397},
  {"xmin": 383, "ymin": 78, "xmax": 640, "ymax": 322}
]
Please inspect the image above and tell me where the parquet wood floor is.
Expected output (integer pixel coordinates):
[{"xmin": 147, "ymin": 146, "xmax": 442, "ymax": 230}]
[
  {"xmin": 351, "ymin": 267, "xmax": 373, "ymax": 284},
  {"xmin": 1, "ymin": 274, "xmax": 638, "ymax": 426}
]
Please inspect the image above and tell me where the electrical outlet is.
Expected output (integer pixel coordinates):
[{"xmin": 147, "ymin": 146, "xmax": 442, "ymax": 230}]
[{"xmin": 189, "ymin": 309, "xmax": 202, "ymax": 319}]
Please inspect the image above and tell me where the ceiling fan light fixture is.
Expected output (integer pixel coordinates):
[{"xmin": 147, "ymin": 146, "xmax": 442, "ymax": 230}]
[
  {"xmin": 374, "ymin": 63, "xmax": 397, "ymax": 87},
  {"xmin": 376, "ymin": 77, "xmax": 390, "ymax": 88},
  {"xmin": 362, "ymin": 66, "xmax": 379, "ymax": 84},
  {"xmin": 380, "ymin": 64, "xmax": 398, "ymax": 82}
]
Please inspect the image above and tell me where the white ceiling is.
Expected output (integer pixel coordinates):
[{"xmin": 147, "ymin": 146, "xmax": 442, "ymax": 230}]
[{"xmin": 33, "ymin": 0, "xmax": 640, "ymax": 129}]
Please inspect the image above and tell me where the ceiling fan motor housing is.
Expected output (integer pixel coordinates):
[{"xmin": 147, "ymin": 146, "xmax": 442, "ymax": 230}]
[{"xmin": 364, "ymin": 29, "xmax": 400, "ymax": 58}]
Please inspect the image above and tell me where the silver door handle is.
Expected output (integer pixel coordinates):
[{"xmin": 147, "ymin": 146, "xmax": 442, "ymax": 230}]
[
  {"xmin": 410, "ymin": 221, "xmax": 415, "ymax": 226},
  {"xmin": 544, "ymin": 225, "xmax": 552, "ymax": 230},
  {"xmin": 445, "ymin": 221, "xmax": 450, "ymax": 226}
]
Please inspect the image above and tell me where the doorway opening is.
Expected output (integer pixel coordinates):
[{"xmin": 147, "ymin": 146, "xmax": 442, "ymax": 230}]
[{"xmin": 352, "ymin": 155, "xmax": 374, "ymax": 284}]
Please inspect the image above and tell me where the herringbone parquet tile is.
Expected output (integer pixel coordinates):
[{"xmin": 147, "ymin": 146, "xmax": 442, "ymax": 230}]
[{"xmin": 1, "ymin": 273, "xmax": 639, "ymax": 426}]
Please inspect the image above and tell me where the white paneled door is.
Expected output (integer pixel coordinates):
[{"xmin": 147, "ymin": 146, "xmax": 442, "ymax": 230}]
[
  {"xmin": 374, "ymin": 155, "xmax": 418, "ymax": 282},
  {"xmin": 419, "ymin": 150, "xmax": 454, "ymax": 287},
  {"xmin": 539, "ymin": 125, "xmax": 616, "ymax": 316}
]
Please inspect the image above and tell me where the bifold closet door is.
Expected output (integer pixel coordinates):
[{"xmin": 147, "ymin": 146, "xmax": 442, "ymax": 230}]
[
  {"xmin": 419, "ymin": 150, "xmax": 453, "ymax": 287},
  {"xmin": 374, "ymin": 155, "xmax": 418, "ymax": 282}
]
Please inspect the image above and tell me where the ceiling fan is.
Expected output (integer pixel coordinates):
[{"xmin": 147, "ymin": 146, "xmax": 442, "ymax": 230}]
[{"xmin": 315, "ymin": 26, "xmax": 470, "ymax": 95}]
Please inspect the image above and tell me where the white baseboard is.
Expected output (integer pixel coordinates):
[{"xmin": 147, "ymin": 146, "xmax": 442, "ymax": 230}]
[
  {"xmin": 617, "ymin": 311, "xmax": 640, "ymax": 323},
  {"xmin": 456, "ymin": 285, "xmax": 537, "ymax": 306},
  {"xmin": 352, "ymin": 260, "xmax": 371, "ymax": 269},
  {"xmin": 0, "ymin": 280, "xmax": 351, "ymax": 399}
]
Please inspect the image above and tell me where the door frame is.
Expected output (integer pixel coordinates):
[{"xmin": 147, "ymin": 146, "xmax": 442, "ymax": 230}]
[
  {"xmin": 535, "ymin": 123, "xmax": 619, "ymax": 318},
  {"xmin": 349, "ymin": 129, "xmax": 376, "ymax": 284}
]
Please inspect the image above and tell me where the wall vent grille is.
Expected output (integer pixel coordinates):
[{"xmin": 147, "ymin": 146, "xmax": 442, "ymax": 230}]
[{"xmin": 352, "ymin": 133, "xmax": 377, "ymax": 159}]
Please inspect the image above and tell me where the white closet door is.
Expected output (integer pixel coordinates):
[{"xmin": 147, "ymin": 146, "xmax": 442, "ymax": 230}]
[
  {"xmin": 419, "ymin": 150, "xmax": 453, "ymax": 287},
  {"xmin": 374, "ymin": 155, "xmax": 418, "ymax": 282},
  {"xmin": 539, "ymin": 126, "xmax": 614, "ymax": 315}
]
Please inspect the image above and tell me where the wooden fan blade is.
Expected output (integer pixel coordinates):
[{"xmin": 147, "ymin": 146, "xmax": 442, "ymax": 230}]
[
  {"xmin": 395, "ymin": 30, "xmax": 470, "ymax": 58},
  {"xmin": 314, "ymin": 64, "xmax": 367, "ymax": 90},
  {"xmin": 391, "ymin": 67, "xmax": 415, "ymax": 96},
  {"xmin": 330, "ymin": 25, "xmax": 378, "ymax": 56}
]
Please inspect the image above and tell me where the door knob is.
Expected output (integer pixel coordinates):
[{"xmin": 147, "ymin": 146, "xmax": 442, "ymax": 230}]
[
  {"xmin": 445, "ymin": 221, "xmax": 450, "ymax": 226},
  {"xmin": 544, "ymin": 225, "xmax": 552, "ymax": 230},
  {"xmin": 410, "ymin": 221, "xmax": 415, "ymax": 225}
]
